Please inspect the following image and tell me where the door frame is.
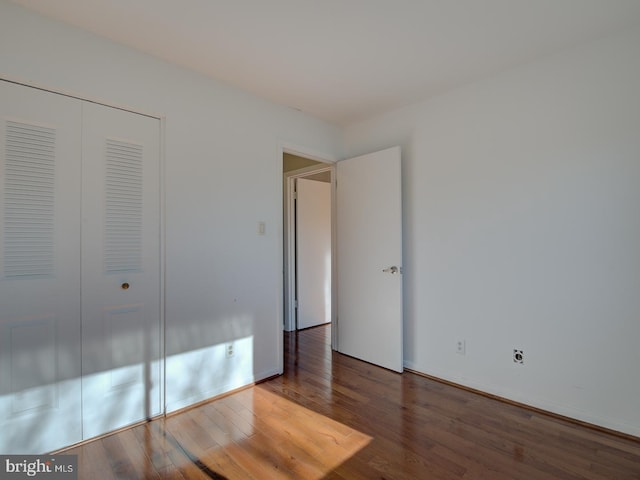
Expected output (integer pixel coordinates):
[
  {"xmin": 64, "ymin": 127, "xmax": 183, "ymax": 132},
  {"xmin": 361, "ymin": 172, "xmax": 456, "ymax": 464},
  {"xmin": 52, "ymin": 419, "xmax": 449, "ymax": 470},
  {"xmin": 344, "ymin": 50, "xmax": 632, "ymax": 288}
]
[
  {"xmin": 284, "ymin": 165, "xmax": 334, "ymax": 332},
  {"xmin": 277, "ymin": 144, "xmax": 337, "ymax": 372}
]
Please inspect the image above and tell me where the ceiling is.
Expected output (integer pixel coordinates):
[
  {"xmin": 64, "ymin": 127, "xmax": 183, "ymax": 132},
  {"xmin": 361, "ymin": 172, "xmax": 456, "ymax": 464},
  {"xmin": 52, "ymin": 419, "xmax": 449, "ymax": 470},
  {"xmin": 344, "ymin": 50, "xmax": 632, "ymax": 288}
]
[{"xmin": 10, "ymin": 0, "xmax": 640, "ymax": 125}]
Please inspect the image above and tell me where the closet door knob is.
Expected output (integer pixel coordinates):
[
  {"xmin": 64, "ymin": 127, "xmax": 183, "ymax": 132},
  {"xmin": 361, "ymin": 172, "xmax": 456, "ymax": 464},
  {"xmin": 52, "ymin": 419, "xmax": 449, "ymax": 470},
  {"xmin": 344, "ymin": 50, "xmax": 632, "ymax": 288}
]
[{"xmin": 121, "ymin": 282, "xmax": 130, "ymax": 290}]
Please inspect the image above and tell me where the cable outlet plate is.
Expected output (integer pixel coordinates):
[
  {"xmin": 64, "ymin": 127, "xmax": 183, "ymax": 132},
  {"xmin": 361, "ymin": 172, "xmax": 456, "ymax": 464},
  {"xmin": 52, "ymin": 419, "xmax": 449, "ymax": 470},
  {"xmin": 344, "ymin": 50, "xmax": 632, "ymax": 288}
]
[{"xmin": 513, "ymin": 349, "xmax": 524, "ymax": 364}]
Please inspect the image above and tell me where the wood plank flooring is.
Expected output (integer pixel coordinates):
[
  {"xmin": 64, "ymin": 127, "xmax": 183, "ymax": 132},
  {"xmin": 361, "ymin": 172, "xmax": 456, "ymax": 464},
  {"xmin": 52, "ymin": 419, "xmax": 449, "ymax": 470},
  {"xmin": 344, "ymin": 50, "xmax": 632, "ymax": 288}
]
[{"xmin": 64, "ymin": 325, "xmax": 640, "ymax": 479}]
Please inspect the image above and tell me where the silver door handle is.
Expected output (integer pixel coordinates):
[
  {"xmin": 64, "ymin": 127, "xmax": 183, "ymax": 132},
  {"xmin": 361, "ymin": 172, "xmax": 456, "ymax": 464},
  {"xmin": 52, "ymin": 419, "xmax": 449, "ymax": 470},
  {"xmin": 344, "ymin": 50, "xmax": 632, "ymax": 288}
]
[{"xmin": 382, "ymin": 266, "xmax": 401, "ymax": 274}]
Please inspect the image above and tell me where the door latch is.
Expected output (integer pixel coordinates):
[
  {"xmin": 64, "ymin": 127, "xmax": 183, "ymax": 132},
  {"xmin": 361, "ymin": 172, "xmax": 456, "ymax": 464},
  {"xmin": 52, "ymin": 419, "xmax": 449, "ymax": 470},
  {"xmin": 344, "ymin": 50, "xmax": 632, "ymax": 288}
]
[{"xmin": 382, "ymin": 266, "xmax": 402, "ymax": 274}]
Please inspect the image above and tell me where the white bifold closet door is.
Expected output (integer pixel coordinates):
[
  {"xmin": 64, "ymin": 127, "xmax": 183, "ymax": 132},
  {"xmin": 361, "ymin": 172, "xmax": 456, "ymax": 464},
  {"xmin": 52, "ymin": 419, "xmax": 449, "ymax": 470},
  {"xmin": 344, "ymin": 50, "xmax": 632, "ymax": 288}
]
[
  {"xmin": 0, "ymin": 81, "xmax": 83, "ymax": 453},
  {"xmin": 0, "ymin": 80, "xmax": 161, "ymax": 453},
  {"xmin": 80, "ymin": 102, "xmax": 161, "ymax": 439}
]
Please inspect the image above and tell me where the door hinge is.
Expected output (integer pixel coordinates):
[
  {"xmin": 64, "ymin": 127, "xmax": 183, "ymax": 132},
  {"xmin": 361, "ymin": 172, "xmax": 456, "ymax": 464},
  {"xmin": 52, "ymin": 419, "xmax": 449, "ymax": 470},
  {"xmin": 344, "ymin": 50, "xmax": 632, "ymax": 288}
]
[{"xmin": 294, "ymin": 299, "xmax": 298, "ymax": 309}]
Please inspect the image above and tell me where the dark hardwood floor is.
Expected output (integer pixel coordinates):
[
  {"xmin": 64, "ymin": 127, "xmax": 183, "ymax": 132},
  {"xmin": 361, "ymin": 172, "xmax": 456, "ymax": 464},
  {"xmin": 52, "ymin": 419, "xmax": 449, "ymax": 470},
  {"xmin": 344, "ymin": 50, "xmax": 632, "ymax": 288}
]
[{"xmin": 65, "ymin": 324, "xmax": 640, "ymax": 479}]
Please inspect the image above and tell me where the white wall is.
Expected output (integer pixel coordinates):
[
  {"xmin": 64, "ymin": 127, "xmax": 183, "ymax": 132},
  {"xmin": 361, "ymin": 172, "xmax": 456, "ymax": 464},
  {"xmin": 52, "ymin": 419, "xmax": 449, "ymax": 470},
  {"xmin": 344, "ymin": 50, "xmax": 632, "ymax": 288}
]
[
  {"xmin": 345, "ymin": 27, "xmax": 640, "ymax": 436},
  {"xmin": 0, "ymin": 2, "xmax": 342, "ymax": 412}
]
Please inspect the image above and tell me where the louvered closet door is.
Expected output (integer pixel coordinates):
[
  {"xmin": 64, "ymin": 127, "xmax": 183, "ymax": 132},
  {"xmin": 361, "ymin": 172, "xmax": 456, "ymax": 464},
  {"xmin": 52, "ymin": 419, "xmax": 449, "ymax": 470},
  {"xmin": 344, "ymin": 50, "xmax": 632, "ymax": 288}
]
[
  {"xmin": 0, "ymin": 81, "xmax": 83, "ymax": 453},
  {"xmin": 80, "ymin": 102, "xmax": 161, "ymax": 439}
]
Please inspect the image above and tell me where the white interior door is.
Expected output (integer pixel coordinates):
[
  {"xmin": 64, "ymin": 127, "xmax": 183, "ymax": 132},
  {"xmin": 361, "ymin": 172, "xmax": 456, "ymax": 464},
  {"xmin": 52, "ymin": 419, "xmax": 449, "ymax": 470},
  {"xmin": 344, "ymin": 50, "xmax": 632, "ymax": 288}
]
[
  {"xmin": 296, "ymin": 178, "xmax": 331, "ymax": 329},
  {"xmin": 0, "ymin": 81, "xmax": 83, "ymax": 453},
  {"xmin": 81, "ymin": 102, "xmax": 161, "ymax": 438},
  {"xmin": 337, "ymin": 146, "xmax": 403, "ymax": 372}
]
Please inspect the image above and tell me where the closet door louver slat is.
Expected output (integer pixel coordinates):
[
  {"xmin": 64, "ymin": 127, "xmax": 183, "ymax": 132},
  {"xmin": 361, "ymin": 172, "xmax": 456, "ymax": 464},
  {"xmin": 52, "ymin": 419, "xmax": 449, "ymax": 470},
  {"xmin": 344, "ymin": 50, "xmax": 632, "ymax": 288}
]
[
  {"xmin": 3, "ymin": 121, "xmax": 55, "ymax": 278},
  {"xmin": 104, "ymin": 139, "xmax": 143, "ymax": 273}
]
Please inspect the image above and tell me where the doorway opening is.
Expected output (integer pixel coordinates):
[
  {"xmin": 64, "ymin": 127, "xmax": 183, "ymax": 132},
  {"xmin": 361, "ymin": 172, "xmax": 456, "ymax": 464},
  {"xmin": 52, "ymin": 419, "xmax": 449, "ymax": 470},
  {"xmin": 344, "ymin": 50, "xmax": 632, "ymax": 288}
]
[{"xmin": 283, "ymin": 152, "xmax": 335, "ymax": 339}]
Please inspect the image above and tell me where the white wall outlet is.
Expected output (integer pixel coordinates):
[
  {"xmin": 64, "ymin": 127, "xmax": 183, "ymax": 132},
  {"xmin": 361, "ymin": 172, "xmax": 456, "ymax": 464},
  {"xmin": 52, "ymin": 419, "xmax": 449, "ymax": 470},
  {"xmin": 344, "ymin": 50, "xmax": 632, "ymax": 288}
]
[
  {"xmin": 456, "ymin": 339, "xmax": 466, "ymax": 355},
  {"xmin": 257, "ymin": 221, "xmax": 266, "ymax": 235},
  {"xmin": 226, "ymin": 343, "xmax": 234, "ymax": 358},
  {"xmin": 513, "ymin": 349, "xmax": 524, "ymax": 364}
]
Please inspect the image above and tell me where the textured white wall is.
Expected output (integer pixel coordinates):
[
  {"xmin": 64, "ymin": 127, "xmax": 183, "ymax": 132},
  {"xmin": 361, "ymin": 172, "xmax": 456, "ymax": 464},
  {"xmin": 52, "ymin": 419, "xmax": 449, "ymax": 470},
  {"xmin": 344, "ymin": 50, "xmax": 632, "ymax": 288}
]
[
  {"xmin": 0, "ymin": 2, "xmax": 342, "ymax": 412},
  {"xmin": 344, "ymin": 27, "xmax": 640, "ymax": 436}
]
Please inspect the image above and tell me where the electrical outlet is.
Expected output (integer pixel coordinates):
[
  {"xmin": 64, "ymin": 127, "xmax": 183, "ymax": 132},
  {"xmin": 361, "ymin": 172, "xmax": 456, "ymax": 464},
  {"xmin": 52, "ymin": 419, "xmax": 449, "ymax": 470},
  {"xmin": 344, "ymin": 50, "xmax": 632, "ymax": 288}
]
[
  {"xmin": 513, "ymin": 349, "xmax": 524, "ymax": 364},
  {"xmin": 226, "ymin": 343, "xmax": 234, "ymax": 358},
  {"xmin": 456, "ymin": 339, "xmax": 466, "ymax": 355}
]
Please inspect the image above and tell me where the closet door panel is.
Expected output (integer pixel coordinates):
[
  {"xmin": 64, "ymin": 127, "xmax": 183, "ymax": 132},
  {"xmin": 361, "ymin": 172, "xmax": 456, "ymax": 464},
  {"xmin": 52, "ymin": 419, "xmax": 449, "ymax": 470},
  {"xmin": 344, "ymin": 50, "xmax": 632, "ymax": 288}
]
[
  {"xmin": 81, "ymin": 102, "xmax": 161, "ymax": 439},
  {"xmin": 0, "ymin": 81, "xmax": 82, "ymax": 453}
]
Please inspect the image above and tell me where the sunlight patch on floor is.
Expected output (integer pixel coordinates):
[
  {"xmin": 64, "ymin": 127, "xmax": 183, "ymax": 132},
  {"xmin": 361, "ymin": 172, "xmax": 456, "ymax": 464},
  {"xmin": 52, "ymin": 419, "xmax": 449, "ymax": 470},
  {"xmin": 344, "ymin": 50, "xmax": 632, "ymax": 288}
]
[{"xmin": 162, "ymin": 385, "xmax": 372, "ymax": 479}]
